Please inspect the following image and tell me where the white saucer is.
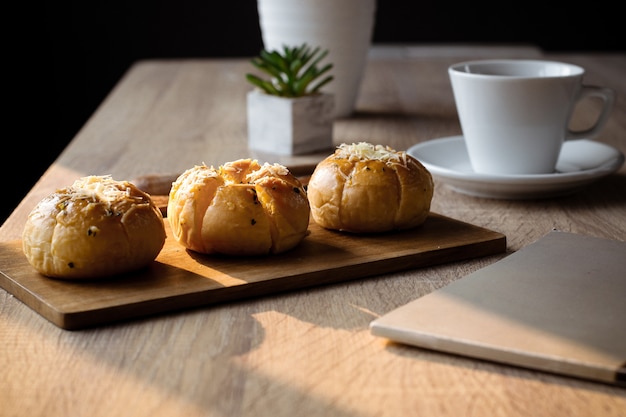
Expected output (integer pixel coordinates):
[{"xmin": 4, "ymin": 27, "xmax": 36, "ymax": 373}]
[{"xmin": 407, "ymin": 136, "xmax": 624, "ymax": 199}]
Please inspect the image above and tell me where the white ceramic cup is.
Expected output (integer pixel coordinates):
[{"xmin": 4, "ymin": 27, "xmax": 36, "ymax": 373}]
[{"xmin": 448, "ymin": 59, "xmax": 615, "ymax": 175}]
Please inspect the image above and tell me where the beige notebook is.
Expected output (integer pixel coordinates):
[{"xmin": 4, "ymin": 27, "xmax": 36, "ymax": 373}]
[{"xmin": 370, "ymin": 231, "xmax": 626, "ymax": 386}]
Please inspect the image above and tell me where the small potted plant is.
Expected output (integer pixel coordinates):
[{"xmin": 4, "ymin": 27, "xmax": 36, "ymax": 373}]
[{"xmin": 246, "ymin": 43, "xmax": 335, "ymax": 155}]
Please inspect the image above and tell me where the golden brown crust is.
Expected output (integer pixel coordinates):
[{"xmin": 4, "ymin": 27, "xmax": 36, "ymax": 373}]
[
  {"xmin": 22, "ymin": 176, "xmax": 166, "ymax": 279},
  {"xmin": 167, "ymin": 159, "xmax": 310, "ymax": 255},
  {"xmin": 307, "ymin": 142, "xmax": 434, "ymax": 233}
]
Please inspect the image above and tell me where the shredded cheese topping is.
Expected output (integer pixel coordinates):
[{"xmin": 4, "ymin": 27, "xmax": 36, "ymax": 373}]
[
  {"xmin": 246, "ymin": 162, "xmax": 289, "ymax": 182},
  {"xmin": 175, "ymin": 161, "xmax": 292, "ymax": 196},
  {"xmin": 65, "ymin": 175, "xmax": 145, "ymax": 207},
  {"xmin": 335, "ymin": 142, "xmax": 408, "ymax": 166},
  {"xmin": 184, "ymin": 165, "xmax": 219, "ymax": 181}
]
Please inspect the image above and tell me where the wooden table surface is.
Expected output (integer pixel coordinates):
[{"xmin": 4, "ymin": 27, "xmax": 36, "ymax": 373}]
[{"xmin": 2, "ymin": 45, "xmax": 625, "ymax": 417}]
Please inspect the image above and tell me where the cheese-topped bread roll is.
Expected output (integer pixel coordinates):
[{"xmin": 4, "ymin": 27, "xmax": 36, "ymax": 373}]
[
  {"xmin": 307, "ymin": 142, "xmax": 434, "ymax": 233},
  {"xmin": 22, "ymin": 175, "xmax": 166, "ymax": 279},
  {"xmin": 167, "ymin": 159, "xmax": 310, "ymax": 256}
]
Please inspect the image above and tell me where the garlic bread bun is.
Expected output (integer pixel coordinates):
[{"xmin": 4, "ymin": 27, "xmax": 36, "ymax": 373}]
[
  {"xmin": 22, "ymin": 175, "xmax": 166, "ymax": 279},
  {"xmin": 167, "ymin": 159, "xmax": 310, "ymax": 256},
  {"xmin": 307, "ymin": 142, "xmax": 434, "ymax": 233}
]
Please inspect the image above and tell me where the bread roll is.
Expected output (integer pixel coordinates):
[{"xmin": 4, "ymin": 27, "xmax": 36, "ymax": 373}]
[
  {"xmin": 167, "ymin": 159, "xmax": 310, "ymax": 256},
  {"xmin": 22, "ymin": 175, "xmax": 166, "ymax": 279},
  {"xmin": 307, "ymin": 142, "xmax": 434, "ymax": 233}
]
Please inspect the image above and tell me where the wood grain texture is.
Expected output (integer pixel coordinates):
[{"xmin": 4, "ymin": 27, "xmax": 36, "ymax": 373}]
[
  {"xmin": 0, "ymin": 214, "xmax": 505, "ymax": 329},
  {"xmin": 1, "ymin": 46, "xmax": 625, "ymax": 417}
]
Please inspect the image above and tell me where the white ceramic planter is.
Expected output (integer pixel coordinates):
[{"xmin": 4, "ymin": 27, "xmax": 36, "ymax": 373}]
[
  {"xmin": 247, "ymin": 90, "xmax": 335, "ymax": 156},
  {"xmin": 257, "ymin": 0, "xmax": 376, "ymax": 118}
]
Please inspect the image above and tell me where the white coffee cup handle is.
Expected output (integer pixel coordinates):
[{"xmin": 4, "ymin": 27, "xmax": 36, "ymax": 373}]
[{"xmin": 566, "ymin": 86, "xmax": 615, "ymax": 141}]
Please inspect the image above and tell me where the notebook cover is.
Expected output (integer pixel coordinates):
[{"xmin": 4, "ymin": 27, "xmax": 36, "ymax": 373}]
[{"xmin": 370, "ymin": 231, "xmax": 626, "ymax": 386}]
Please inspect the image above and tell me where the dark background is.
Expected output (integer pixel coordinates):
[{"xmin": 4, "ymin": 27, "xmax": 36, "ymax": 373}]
[{"xmin": 6, "ymin": 1, "xmax": 623, "ymax": 224}]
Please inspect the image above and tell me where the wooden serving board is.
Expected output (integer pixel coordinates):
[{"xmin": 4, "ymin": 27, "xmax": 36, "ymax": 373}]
[{"xmin": 0, "ymin": 213, "xmax": 505, "ymax": 330}]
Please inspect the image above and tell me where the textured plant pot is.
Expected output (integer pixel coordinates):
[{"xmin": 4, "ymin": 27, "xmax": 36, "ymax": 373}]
[
  {"xmin": 247, "ymin": 90, "xmax": 335, "ymax": 155},
  {"xmin": 257, "ymin": 0, "xmax": 376, "ymax": 118}
]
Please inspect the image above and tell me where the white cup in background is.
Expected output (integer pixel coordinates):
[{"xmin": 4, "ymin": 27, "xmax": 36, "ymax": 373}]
[{"xmin": 448, "ymin": 59, "xmax": 615, "ymax": 175}]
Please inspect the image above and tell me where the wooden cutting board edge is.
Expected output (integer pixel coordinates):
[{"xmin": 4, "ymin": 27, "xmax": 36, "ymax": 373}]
[{"xmin": 0, "ymin": 213, "xmax": 507, "ymax": 330}]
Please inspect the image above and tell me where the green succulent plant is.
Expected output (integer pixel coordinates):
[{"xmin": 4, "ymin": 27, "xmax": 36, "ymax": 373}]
[{"xmin": 246, "ymin": 43, "xmax": 334, "ymax": 98}]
